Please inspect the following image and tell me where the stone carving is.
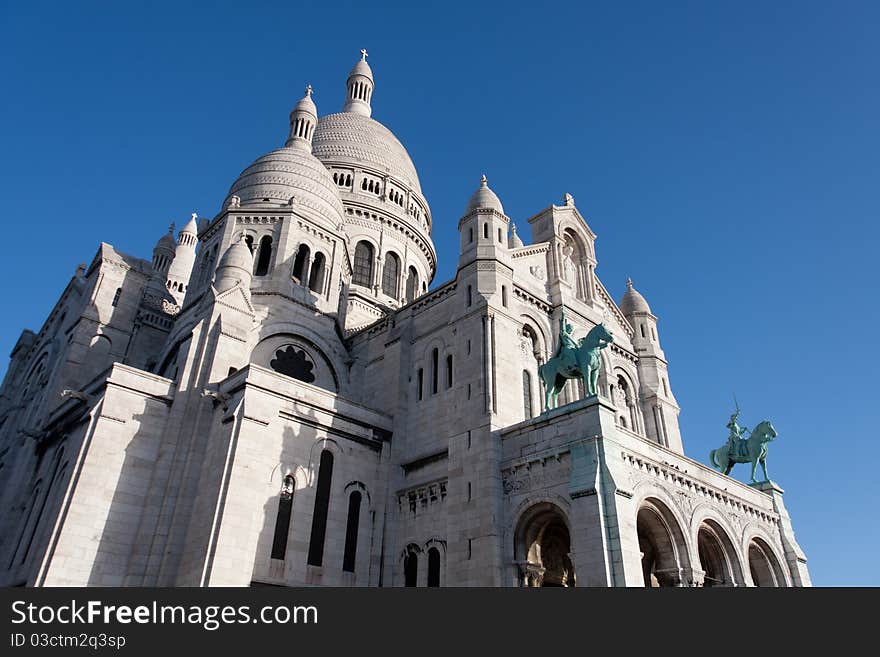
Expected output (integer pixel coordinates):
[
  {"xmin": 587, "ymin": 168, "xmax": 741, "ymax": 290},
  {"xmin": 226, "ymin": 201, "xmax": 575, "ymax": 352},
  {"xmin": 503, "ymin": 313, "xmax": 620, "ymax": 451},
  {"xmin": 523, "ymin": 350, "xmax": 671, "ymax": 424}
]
[
  {"xmin": 228, "ymin": 195, "xmax": 241, "ymax": 209},
  {"xmin": 563, "ymin": 192, "xmax": 574, "ymax": 207},
  {"xmin": 530, "ymin": 265, "xmax": 545, "ymax": 281},
  {"xmin": 562, "ymin": 245, "xmax": 576, "ymax": 282},
  {"xmin": 709, "ymin": 407, "xmax": 778, "ymax": 483},
  {"xmin": 539, "ymin": 306, "xmax": 612, "ymax": 410}
]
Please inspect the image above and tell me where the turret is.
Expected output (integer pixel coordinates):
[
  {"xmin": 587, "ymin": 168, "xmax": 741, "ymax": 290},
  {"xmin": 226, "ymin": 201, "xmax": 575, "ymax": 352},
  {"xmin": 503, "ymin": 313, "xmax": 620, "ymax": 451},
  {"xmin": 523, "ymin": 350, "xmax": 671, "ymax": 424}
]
[
  {"xmin": 458, "ymin": 175, "xmax": 509, "ymax": 267},
  {"xmin": 619, "ymin": 278, "xmax": 683, "ymax": 453},
  {"xmin": 342, "ymin": 49, "xmax": 374, "ymax": 117},
  {"xmin": 285, "ymin": 85, "xmax": 318, "ymax": 150},
  {"xmin": 152, "ymin": 224, "xmax": 177, "ymax": 276},
  {"xmin": 214, "ymin": 234, "xmax": 254, "ymax": 296},
  {"xmin": 166, "ymin": 213, "xmax": 199, "ymax": 304}
]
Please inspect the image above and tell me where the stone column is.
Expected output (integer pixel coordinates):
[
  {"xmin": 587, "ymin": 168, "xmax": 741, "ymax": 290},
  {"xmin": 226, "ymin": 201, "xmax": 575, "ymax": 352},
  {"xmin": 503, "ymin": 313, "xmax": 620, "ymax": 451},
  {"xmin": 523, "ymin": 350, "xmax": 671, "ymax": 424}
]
[{"xmin": 750, "ymin": 481, "xmax": 811, "ymax": 586}]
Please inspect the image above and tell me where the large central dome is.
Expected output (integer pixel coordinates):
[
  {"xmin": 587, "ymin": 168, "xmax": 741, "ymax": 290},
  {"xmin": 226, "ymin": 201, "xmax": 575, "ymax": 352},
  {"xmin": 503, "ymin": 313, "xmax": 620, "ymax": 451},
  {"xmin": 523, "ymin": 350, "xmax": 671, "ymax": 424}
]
[{"xmin": 312, "ymin": 112, "xmax": 422, "ymax": 195}]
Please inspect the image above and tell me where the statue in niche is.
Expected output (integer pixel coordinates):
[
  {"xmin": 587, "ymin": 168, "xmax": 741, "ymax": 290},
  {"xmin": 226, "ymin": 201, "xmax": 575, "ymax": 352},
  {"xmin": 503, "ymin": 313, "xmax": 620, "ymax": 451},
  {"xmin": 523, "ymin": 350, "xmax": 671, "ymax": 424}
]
[
  {"xmin": 562, "ymin": 245, "xmax": 576, "ymax": 283},
  {"xmin": 270, "ymin": 345, "xmax": 316, "ymax": 383}
]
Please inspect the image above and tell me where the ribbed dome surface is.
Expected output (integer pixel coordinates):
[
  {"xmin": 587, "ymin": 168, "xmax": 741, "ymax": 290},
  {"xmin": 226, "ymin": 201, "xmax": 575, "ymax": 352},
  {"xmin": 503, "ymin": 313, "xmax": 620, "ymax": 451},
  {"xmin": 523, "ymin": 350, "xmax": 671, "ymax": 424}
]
[
  {"xmin": 312, "ymin": 112, "xmax": 422, "ymax": 194},
  {"xmin": 225, "ymin": 147, "xmax": 344, "ymax": 223}
]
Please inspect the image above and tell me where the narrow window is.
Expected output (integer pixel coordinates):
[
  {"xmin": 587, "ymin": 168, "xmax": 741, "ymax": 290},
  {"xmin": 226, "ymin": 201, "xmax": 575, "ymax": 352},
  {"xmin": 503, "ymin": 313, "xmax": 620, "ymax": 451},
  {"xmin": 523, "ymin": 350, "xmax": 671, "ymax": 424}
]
[
  {"xmin": 271, "ymin": 475, "xmax": 295, "ymax": 560},
  {"xmin": 352, "ymin": 241, "xmax": 374, "ymax": 287},
  {"xmin": 292, "ymin": 245, "xmax": 310, "ymax": 284},
  {"xmin": 342, "ymin": 490, "xmax": 362, "ymax": 572},
  {"xmin": 432, "ymin": 348, "xmax": 439, "ymax": 394},
  {"xmin": 382, "ymin": 252, "xmax": 400, "ymax": 297},
  {"xmin": 502, "ymin": 285, "xmax": 508, "ymax": 307},
  {"xmin": 255, "ymin": 235, "xmax": 273, "ymax": 276},
  {"xmin": 446, "ymin": 354, "xmax": 453, "ymax": 389},
  {"xmin": 662, "ymin": 378, "xmax": 669, "ymax": 396},
  {"xmin": 483, "ymin": 223, "xmax": 488, "ymax": 239},
  {"xmin": 308, "ymin": 252, "xmax": 326, "ymax": 293},
  {"xmin": 417, "ymin": 368, "xmax": 423, "ymax": 401},
  {"xmin": 467, "ymin": 285, "xmax": 472, "ymax": 307},
  {"xmin": 307, "ymin": 450, "xmax": 334, "ymax": 567},
  {"xmin": 652, "ymin": 327, "xmax": 657, "ymax": 341},
  {"xmin": 640, "ymin": 324, "xmax": 646, "ymax": 338},
  {"xmin": 498, "ymin": 227, "xmax": 503, "ymax": 243},
  {"xmin": 523, "ymin": 370, "xmax": 533, "ymax": 419},
  {"xmin": 404, "ymin": 552, "xmax": 418, "ymax": 587},
  {"xmin": 406, "ymin": 266, "xmax": 419, "ymax": 303},
  {"xmin": 427, "ymin": 548, "xmax": 441, "ymax": 587},
  {"xmin": 112, "ymin": 287, "xmax": 122, "ymax": 307},
  {"xmin": 469, "ymin": 227, "xmax": 473, "ymax": 243},
  {"xmin": 467, "ymin": 481, "xmax": 472, "ymax": 501}
]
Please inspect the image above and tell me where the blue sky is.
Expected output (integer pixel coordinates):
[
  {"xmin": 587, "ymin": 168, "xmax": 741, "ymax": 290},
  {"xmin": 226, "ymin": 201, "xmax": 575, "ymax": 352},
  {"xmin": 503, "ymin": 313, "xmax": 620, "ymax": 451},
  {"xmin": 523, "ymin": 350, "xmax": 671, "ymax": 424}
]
[{"xmin": 2, "ymin": 1, "xmax": 877, "ymax": 585}]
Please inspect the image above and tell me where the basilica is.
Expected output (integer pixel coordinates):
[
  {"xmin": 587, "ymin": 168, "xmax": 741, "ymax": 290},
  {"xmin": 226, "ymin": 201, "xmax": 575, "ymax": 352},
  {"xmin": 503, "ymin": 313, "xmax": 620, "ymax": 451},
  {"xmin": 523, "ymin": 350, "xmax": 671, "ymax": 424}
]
[{"xmin": 0, "ymin": 52, "xmax": 810, "ymax": 587}]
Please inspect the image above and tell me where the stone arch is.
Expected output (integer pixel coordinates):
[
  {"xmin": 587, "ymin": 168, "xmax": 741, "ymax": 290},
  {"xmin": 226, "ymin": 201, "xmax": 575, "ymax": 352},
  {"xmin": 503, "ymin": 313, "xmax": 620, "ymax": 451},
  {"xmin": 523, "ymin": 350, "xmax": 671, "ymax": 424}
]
[
  {"xmin": 746, "ymin": 536, "xmax": 787, "ymax": 587},
  {"xmin": 611, "ymin": 367, "xmax": 640, "ymax": 432},
  {"xmin": 252, "ymin": 330, "xmax": 340, "ymax": 393},
  {"xmin": 742, "ymin": 524, "xmax": 790, "ymax": 587},
  {"xmin": 634, "ymin": 491, "xmax": 691, "ymax": 587},
  {"xmin": 692, "ymin": 512, "xmax": 745, "ymax": 587},
  {"xmin": 305, "ymin": 437, "xmax": 342, "ymax": 486},
  {"xmin": 268, "ymin": 463, "xmax": 309, "ymax": 492},
  {"xmin": 513, "ymin": 501, "xmax": 575, "ymax": 587},
  {"xmin": 561, "ymin": 227, "xmax": 589, "ymax": 300},
  {"xmin": 343, "ymin": 480, "xmax": 372, "ymax": 509}
]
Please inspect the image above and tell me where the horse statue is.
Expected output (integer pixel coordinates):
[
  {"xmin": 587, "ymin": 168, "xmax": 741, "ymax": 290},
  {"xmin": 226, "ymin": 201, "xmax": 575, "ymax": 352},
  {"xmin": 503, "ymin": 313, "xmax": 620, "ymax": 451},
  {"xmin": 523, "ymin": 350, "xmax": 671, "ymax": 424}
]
[
  {"xmin": 539, "ymin": 323, "xmax": 613, "ymax": 412},
  {"xmin": 709, "ymin": 419, "xmax": 777, "ymax": 483}
]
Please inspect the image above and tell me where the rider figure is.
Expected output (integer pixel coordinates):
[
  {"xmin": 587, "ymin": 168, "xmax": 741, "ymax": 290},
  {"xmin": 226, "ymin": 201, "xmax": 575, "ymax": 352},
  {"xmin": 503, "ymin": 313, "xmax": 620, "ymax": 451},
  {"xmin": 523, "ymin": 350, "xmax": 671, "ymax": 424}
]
[
  {"xmin": 554, "ymin": 306, "xmax": 579, "ymax": 371},
  {"xmin": 726, "ymin": 409, "xmax": 748, "ymax": 460}
]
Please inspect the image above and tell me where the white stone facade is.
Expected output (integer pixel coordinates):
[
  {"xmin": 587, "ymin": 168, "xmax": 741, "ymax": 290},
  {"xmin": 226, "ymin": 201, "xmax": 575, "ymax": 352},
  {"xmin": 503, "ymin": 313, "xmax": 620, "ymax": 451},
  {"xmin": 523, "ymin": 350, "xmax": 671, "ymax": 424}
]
[{"xmin": 0, "ymin": 53, "xmax": 809, "ymax": 587}]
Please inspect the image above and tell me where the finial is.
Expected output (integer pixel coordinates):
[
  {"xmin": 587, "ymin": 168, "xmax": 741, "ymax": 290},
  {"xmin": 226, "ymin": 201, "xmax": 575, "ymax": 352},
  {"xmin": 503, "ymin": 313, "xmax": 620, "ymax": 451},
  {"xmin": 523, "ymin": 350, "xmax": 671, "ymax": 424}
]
[
  {"xmin": 511, "ymin": 223, "xmax": 518, "ymax": 233},
  {"xmin": 564, "ymin": 192, "xmax": 575, "ymax": 206},
  {"xmin": 626, "ymin": 277, "xmax": 633, "ymax": 288},
  {"xmin": 191, "ymin": 212, "xmax": 198, "ymax": 221},
  {"xmin": 360, "ymin": 48, "xmax": 368, "ymax": 61},
  {"xmin": 480, "ymin": 174, "xmax": 487, "ymax": 186},
  {"xmin": 305, "ymin": 84, "xmax": 313, "ymax": 96},
  {"xmin": 168, "ymin": 222, "xmax": 175, "ymax": 233}
]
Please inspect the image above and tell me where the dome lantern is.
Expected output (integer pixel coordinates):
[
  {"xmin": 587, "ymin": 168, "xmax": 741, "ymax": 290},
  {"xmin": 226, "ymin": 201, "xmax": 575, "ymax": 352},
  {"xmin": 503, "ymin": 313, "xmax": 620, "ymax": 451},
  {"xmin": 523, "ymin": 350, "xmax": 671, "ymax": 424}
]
[
  {"xmin": 286, "ymin": 85, "xmax": 318, "ymax": 150},
  {"xmin": 342, "ymin": 49, "xmax": 374, "ymax": 117}
]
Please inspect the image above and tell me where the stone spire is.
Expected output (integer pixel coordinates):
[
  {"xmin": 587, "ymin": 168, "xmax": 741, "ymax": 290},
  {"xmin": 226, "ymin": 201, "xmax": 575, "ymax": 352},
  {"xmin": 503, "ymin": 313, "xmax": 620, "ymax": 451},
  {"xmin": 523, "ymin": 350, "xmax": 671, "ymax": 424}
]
[
  {"xmin": 342, "ymin": 49, "xmax": 374, "ymax": 117},
  {"xmin": 286, "ymin": 84, "xmax": 318, "ymax": 149},
  {"xmin": 166, "ymin": 213, "xmax": 200, "ymax": 303}
]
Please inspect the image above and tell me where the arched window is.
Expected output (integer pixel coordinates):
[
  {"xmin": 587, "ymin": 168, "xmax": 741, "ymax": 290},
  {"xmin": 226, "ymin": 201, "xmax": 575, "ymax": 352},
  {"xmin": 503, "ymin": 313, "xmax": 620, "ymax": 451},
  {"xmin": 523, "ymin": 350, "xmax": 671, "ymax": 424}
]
[
  {"xmin": 255, "ymin": 236, "xmax": 273, "ymax": 276},
  {"xmin": 309, "ymin": 252, "xmax": 326, "ymax": 294},
  {"xmin": 483, "ymin": 223, "xmax": 489, "ymax": 239},
  {"xmin": 382, "ymin": 252, "xmax": 400, "ymax": 298},
  {"xmin": 427, "ymin": 547, "xmax": 441, "ymax": 587},
  {"xmin": 307, "ymin": 450, "xmax": 334, "ymax": 567},
  {"xmin": 523, "ymin": 370, "xmax": 533, "ymax": 419},
  {"xmin": 352, "ymin": 241, "xmax": 374, "ymax": 287},
  {"xmin": 292, "ymin": 245, "xmax": 310, "ymax": 284},
  {"xmin": 404, "ymin": 551, "xmax": 418, "ymax": 587},
  {"xmin": 432, "ymin": 348, "xmax": 439, "ymax": 395},
  {"xmin": 446, "ymin": 354, "xmax": 453, "ymax": 388},
  {"xmin": 342, "ymin": 490, "xmax": 362, "ymax": 573},
  {"xmin": 244, "ymin": 235, "xmax": 254, "ymax": 253},
  {"xmin": 405, "ymin": 266, "xmax": 419, "ymax": 303},
  {"xmin": 271, "ymin": 475, "xmax": 295, "ymax": 560}
]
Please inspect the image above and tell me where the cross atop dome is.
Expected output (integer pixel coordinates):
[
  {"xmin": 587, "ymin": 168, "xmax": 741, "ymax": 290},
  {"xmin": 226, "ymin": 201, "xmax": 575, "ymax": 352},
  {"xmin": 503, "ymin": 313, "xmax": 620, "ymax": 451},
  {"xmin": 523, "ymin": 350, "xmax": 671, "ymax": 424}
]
[
  {"xmin": 343, "ymin": 49, "xmax": 375, "ymax": 117},
  {"xmin": 305, "ymin": 84, "xmax": 313, "ymax": 96},
  {"xmin": 360, "ymin": 48, "xmax": 368, "ymax": 61}
]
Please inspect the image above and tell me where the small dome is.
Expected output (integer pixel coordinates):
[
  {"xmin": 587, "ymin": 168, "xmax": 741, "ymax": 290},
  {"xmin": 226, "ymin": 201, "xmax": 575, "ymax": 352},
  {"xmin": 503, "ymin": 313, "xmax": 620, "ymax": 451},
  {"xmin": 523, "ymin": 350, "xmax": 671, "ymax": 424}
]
[
  {"xmin": 620, "ymin": 278, "xmax": 652, "ymax": 316},
  {"xmin": 214, "ymin": 235, "xmax": 254, "ymax": 292},
  {"xmin": 155, "ymin": 225, "xmax": 177, "ymax": 253},
  {"xmin": 508, "ymin": 223, "xmax": 524, "ymax": 248},
  {"xmin": 349, "ymin": 57, "xmax": 373, "ymax": 83},
  {"xmin": 180, "ymin": 213, "xmax": 198, "ymax": 235},
  {"xmin": 225, "ymin": 147, "xmax": 344, "ymax": 223},
  {"xmin": 293, "ymin": 85, "xmax": 317, "ymax": 118},
  {"xmin": 465, "ymin": 175, "xmax": 504, "ymax": 215}
]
